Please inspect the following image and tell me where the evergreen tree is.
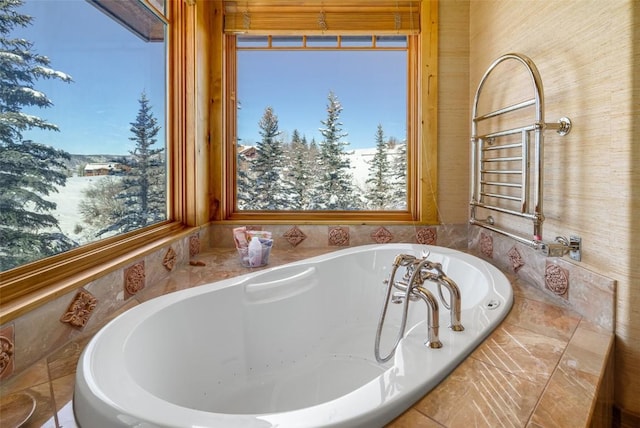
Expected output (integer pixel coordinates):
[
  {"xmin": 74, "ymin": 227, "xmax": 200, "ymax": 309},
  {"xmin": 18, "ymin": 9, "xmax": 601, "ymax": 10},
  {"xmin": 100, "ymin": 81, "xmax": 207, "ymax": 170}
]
[
  {"xmin": 312, "ymin": 91, "xmax": 358, "ymax": 210},
  {"xmin": 247, "ymin": 106, "xmax": 291, "ymax": 210},
  {"xmin": 97, "ymin": 91, "xmax": 165, "ymax": 236},
  {"xmin": 365, "ymin": 124, "xmax": 393, "ymax": 209},
  {"xmin": 0, "ymin": 0, "xmax": 75, "ymax": 271},
  {"xmin": 236, "ymin": 143, "xmax": 254, "ymax": 210},
  {"xmin": 391, "ymin": 139, "xmax": 407, "ymax": 209},
  {"xmin": 286, "ymin": 129, "xmax": 312, "ymax": 209}
]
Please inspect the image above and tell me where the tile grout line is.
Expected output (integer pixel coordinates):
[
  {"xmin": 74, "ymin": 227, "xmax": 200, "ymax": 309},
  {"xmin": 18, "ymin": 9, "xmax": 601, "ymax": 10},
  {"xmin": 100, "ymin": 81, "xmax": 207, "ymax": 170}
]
[
  {"xmin": 523, "ymin": 312, "xmax": 583, "ymax": 425},
  {"xmin": 44, "ymin": 354, "xmax": 61, "ymax": 428}
]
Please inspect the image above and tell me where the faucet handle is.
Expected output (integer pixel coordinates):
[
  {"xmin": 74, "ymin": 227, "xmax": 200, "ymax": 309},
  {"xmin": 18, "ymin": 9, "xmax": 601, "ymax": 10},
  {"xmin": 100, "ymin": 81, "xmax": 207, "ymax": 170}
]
[{"xmin": 393, "ymin": 254, "xmax": 417, "ymax": 267}]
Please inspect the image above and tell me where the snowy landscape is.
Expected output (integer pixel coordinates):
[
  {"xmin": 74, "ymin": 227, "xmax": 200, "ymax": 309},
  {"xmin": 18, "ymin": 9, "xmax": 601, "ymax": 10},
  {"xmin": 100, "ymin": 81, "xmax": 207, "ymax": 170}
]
[{"xmin": 47, "ymin": 148, "xmax": 383, "ymax": 244}]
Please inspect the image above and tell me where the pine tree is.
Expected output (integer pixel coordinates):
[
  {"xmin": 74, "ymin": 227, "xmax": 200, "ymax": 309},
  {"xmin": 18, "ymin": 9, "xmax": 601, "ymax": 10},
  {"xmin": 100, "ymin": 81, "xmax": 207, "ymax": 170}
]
[
  {"xmin": 286, "ymin": 129, "xmax": 312, "ymax": 209},
  {"xmin": 236, "ymin": 143, "xmax": 254, "ymax": 210},
  {"xmin": 365, "ymin": 124, "xmax": 393, "ymax": 209},
  {"xmin": 97, "ymin": 91, "xmax": 165, "ymax": 236},
  {"xmin": 248, "ymin": 106, "xmax": 291, "ymax": 210},
  {"xmin": 391, "ymin": 139, "xmax": 407, "ymax": 209},
  {"xmin": 0, "ymin": 0, "xmax": 75, "ymax": 271},
  {"xmin": 312, "ymin": 91, "xmax": 358, "ymax": 210}
]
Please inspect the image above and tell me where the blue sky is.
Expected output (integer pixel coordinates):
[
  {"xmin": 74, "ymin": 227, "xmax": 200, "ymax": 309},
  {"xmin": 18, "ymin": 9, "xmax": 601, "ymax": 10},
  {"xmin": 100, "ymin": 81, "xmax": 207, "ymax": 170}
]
[
  {"xmin": 237, "ymin": 50, "xmax": 407, "ymax": 149},
  {"xmin": 16, "ymin": 0, "xmax": 165, "ymax": 155},
  {"xmin": 14, "ymin": 1, "xmax": 406, "ymax": 155}
]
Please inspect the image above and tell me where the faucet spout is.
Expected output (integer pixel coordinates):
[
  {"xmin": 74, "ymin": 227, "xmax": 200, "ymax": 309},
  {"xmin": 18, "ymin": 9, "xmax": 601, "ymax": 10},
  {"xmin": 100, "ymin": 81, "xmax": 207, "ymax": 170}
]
[
  {"xmin": 412, "ymin": 285, "xmax": 442, "ymax": 348},
  {"xmin": 420, "ymin": 263, "xmax": 464, "ymax": 332}
]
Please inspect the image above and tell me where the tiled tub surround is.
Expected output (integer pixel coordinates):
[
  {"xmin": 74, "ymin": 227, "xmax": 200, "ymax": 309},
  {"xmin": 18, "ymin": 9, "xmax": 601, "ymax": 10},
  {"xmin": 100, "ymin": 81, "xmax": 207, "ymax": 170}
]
[{"xmin": 0, "ymin": 223, "xmax": 614, "ymax": 427}]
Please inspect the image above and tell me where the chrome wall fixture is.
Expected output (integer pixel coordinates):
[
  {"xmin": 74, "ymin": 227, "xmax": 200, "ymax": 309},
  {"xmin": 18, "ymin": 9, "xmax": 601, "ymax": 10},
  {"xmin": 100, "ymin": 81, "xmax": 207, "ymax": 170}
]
[{"xmin": 469, "ymin": 53, "xmax": 578, "ymax": 258}]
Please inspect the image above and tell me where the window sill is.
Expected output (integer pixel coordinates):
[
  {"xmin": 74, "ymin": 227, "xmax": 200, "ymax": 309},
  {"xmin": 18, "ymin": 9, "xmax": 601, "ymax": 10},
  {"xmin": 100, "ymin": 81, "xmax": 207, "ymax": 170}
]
[{"xmin": 0, "ymin": 222, "xmax": 197, "ymax": 324}]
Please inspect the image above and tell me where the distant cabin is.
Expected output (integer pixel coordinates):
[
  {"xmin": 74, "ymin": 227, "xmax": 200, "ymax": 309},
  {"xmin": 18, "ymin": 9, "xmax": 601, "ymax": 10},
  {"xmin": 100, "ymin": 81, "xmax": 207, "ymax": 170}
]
[
  {"xmin": 238, "ymin": 145, "xmax": 257, "ymax": 160},
  {"xmin": 84, "ymin": 162, "xmax": 126, "ymax": 176}
]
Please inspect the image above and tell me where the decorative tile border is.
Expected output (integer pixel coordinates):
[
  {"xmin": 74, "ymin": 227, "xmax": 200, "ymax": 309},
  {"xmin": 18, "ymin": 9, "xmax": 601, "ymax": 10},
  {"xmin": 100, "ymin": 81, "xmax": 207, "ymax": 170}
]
[
  {"xmin": 545, "ymin": 262, "xmax": 570, "ymax": 298},
  {"xmin": 283, "ymin": 226, "xmax": 307, "ymax": 247},
  {"xmin": 0, "ymin": 324, "xmax": 15, "ymax": 380},
  {"xmin": 162, "ymin": 247, "xmax": 177, "ymax": 271},
  {"xmin": 189, "ymin": 234, "xmax": 201, "ymax": 257},
  {"xmin": 371, "ymin": 226, "xmax": 393, "ymax": 244},
  {"xmin": 469, "ymin": 225, "xmax": 615, "ymax": 331},
  {"xmin": 416, "ymin": 227, "xmax": 437, "ymax": 245},
  {"xmin": 60, "ymin": 289, "xmax": 98, "ymax": 329},
  {"xmin": 328, "ymin": 226, "xmax": 350, "ymax": 246},
  {"xmin": 480, "ymin": 232, "xmax": 493, "ymax": 258},
  {"xmin": 124, "ymin": 261, "xmax": 146, "ymax": 299},
  {"xmin": 508, "ymin": 246, "xmax": 525, "ymax": 272}
]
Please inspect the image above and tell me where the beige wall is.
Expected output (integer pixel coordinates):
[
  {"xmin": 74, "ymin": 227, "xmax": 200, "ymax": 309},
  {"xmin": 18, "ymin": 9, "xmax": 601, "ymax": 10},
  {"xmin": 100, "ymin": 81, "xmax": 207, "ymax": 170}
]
[
  {"xmin": 452, "ymin": 0, "xmax": 640, "ymax": 415},
  {"xmin": 438, "ymin": 1, "xmax": 470, "ymax": 224}
]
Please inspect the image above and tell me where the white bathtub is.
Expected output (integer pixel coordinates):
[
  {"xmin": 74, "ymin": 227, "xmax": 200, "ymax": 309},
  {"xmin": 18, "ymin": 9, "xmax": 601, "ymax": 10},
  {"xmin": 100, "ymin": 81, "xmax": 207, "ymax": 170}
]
[{"xmin": 74, "ymin": 244, "xmax": 512, "ymax": 428}]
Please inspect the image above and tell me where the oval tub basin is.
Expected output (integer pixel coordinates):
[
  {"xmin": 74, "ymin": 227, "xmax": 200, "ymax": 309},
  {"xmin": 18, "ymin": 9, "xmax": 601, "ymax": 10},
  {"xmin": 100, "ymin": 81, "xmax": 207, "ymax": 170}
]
[{"xmin": 74, "ymin": 243, "xmax": 513, "ymax": 427}]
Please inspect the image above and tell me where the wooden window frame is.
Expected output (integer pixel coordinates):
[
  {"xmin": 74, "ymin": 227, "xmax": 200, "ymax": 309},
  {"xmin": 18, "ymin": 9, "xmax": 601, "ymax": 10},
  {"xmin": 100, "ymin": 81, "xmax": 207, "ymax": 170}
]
[
  {"xmin": 0, "ymin": 0, "xmax": 200, "ymax": 324},
  {"xmin": 214, "ymin": 0, "xmax": 438, "ymax": 225}
]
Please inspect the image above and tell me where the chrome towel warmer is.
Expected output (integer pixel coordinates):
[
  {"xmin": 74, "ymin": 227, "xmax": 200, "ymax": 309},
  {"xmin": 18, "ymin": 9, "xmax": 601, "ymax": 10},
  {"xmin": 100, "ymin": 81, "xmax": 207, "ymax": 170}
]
[{"xmin": 469, "ymin": 53, "xmax": 571, "ymax": 247}]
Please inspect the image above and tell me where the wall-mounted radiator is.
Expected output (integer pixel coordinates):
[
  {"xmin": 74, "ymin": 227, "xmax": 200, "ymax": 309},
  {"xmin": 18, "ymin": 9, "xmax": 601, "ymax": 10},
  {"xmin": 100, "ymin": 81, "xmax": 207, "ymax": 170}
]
[{"xmin": 469, "ymin": 53, "xmax": 572, "ymax": 248}]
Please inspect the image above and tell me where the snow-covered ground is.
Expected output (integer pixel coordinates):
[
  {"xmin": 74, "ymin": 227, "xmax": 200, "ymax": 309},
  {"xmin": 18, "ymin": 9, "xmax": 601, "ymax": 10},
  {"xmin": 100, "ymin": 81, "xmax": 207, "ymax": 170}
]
[
  {"xmin": 47, "ymin": 175, "xmax": 111, "ymax": 245},
  {"xmin": 46, "ymin": 148, "xmax": 395, "ymax": 241}
]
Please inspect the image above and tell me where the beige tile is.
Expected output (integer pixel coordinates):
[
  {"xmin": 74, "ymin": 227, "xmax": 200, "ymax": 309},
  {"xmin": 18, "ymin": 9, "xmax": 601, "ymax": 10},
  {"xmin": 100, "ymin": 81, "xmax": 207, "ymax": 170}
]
[
  {"xmin": 0, "ymin": 358, "xmax": 48, "ymax": 396},
  {"xmin": 470, "ymin": 322, "xmax": 567, "ymax": 386},
  {"xmin": 528, "ymin": 321, "xmax": 614, "ymax": 427},
  {"xmin": 386, "ymin": 407, "xmax": 444, "ymax": 427},
  {"xmin": 15, "ymin": 382, "xmax": 55, "ymax": 428},
  {"xmin": 47, "ymin": 336, "xmax": 92, "ymax": 382},
  {"xmin": 51, "ymin": 373, "xmax": 75, "ymax": 416},
  {"xmin": 511, "ymin": 277, "xmax": 571, "ymax": 309},
  {"xmin": 415, "ymin": 358, "xmax": 544, "ymax": 427},
  {"xmin": 506, "ymin": 296, "xmax": 581, "ymax": 342}
]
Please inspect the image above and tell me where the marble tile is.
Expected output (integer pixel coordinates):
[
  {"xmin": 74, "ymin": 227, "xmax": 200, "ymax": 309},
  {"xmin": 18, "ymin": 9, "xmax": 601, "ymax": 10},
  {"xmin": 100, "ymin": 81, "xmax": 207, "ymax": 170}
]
[
  {"xmin": 555, "ymin": 258, "xmax": 616, "ymax": 332},
  {"xmin": 51, "ymin": 373, "xmax": 75, "ymax": 418},
  {"xmin": 10, "ymin": 381, "xmax": 55, "ymax": 428},
  {"xmin": 470, "ymin": 322, "xmax": 567, "ymax": 386},
  {"xmin": 528, "ymin": 320, "xmax": 614, "ymax": 427},
  {"xmin": 415, "ymin": 357, "xmax": 544, "ymax": 427},
  {"xmin": 82, "ymin": 269, "xmax": 128, "ymax": 331},
  {"xmin": 386, "ymin": 408, "xmax": 445, "ymax": 427},
  {"xmin": 0, "ymin": 358, "xmax": 48, "ymax": 396},
  {"xmin": 511, "ymin": 277, "xmax": 570, "ymax": 309},
  {"xmin": 0, "ymin": 390, "xmax": 37, "ymax": 428},
  {"xmin": 506, "ymin": 295, "xmax": 581, "ymax": 342},
  {"xmin": 47, "ymin": 336, "xmax": 93, "ymax": 382},
  {"xmin": 12, "ymin": 290, "xmax": 80, "ymax": 373},
  {"xmin": 2, "ymin": 239, "xmax": 614, "ymax": 428},
  {"xmin": 208, "ymin": 223, "xmax": 471, "ymax": 250}
]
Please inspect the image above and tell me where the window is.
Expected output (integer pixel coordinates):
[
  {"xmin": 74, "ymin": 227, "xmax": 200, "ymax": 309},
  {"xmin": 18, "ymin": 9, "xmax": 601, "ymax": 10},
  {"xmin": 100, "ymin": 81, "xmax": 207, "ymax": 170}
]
[
  {"xmin": 0, "ymin": 0, "xmax": 190, "ymax": 323},
  {"xmin": 0, "ymin": 0, "xmax": 167, "ymax": 273},
  {"xmin": 234, "ymin": 35, "xmax": 409, "ymax": 212},
  {"xmin": 220, "ymin": 0, "xmax": 437, "ymax": 223}
]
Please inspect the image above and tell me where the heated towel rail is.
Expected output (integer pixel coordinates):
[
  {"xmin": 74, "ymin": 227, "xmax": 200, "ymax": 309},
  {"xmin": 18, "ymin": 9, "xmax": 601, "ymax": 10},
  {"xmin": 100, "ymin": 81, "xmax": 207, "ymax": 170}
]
[{"xmin": 469, "ymin": 53, "xmax": 571, "ymax": 247}]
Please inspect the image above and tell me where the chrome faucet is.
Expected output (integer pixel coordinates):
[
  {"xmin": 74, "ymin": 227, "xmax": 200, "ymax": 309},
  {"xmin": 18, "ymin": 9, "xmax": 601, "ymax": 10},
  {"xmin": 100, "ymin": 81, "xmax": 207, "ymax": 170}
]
[
  {"xmin": 407, "ymin": 260, "xmax": 464, "ymax": 332},
  {"xmin": 375, "ymin": 254, "xmax": 445, "ymax": 363}
]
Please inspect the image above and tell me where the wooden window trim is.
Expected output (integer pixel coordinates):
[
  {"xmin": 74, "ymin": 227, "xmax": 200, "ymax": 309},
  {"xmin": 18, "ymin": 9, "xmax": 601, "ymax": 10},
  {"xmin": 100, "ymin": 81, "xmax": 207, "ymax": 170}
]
[
  {"xmin": 215, "ymin": 0, "xmax": 437, "ymax": 224},
  {"xmin": 0, "ymin": 0, "xmax": 201, "ymax": 324}
]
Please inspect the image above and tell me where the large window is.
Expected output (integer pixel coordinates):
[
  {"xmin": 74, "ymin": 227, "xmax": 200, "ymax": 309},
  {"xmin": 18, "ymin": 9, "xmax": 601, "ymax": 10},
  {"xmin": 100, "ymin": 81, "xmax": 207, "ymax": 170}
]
[
  {"xmin": 220, "ymin": 0, "xmax": 434, "ymax": 223},
  {"xmin": 0, "ymin": 0, "xmax": 167, "ymax": 272},
  {"xmin": 0, "ymin": 0, "xmax": 194, "ymax": 324},
  {"xmin": 234, "ymin": 35, "xmax": 409, "ymax": 212}
]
